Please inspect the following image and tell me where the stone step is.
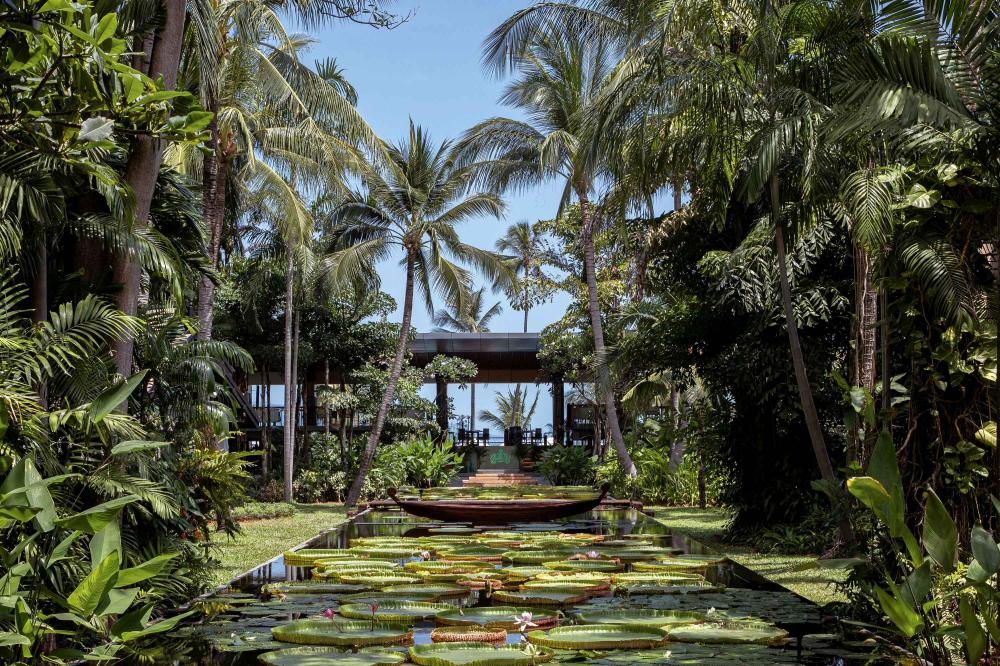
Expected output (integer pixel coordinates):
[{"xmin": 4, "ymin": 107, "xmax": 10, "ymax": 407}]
[{"xmin": 460, "ymin": 470, "xmax": 547, "ymax": 487}]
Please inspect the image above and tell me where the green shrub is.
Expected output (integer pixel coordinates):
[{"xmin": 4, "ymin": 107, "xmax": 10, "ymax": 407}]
[
  {"xmin": 232, "ymin": 501, "xmax": 298, "ymax": 520},
  {"xmin": 596, "ymin": 446, "xmax": 722, "ymax": 505},
  {"xmin": 394, "ymin": 435, "xmax": 463, "ymax": 488},
  {"xmin": 538, "ymin": 445, "xmax": 596, "ymax": 485}
]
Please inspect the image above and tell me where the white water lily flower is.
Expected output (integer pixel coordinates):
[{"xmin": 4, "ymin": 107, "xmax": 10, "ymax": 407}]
[
  {"xmin": 586, "ymin": 550, "xmax": 600, "ymax": 559},
  {"xmin": 513, "ymin": 611, "xmax": 538, "ymax": 633},
  {"xmin": 420, "ymin": 551, "xmax": 431, "ymax": 560},
  {"xmin": 706, "ymin": 607, "xmax": 718, "ymax": 615}
]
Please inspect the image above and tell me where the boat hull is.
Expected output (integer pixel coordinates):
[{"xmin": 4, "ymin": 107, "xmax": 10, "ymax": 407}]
[{"xmin": 387, "ymin": 486, "xmax": 609, "ymax": 524}]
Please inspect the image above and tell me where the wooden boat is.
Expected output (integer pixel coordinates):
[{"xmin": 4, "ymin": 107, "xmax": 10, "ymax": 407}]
[{"xmin": 387, "ymin": 486, "xmax": 610, "ymax": 524}]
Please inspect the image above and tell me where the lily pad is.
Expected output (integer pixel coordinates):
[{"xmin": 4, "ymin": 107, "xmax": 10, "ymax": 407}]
[
  {"xmin": 667, "ymin": 620, "xmax": 789, "ymax": 645},
  {"xmin": 501, "ymin": 550, "xmax": 576, "ymax": 565},
  {"xmin": 632, "ymin": 557, "xmax": 726, "ymax": 572},
  {"xmin": 258, "ymin": 646, "xmax": 407, "ymax": 665},
  {"xmin": 317, "ymin": 561, "xmax": 401, "ymax": 572},
  {"xmin": 265, "ymin": 582, "xmax": 367, "ymax": 595},
  {"xmin": 338, "ymin": 600, "xmax": 452, "ymax": 622},
  {"xmin": 409, "ymin": 641, "xmax": 553, "ymax": 666},
  {"xmin": 271, "ymin": 620, "xmax": 413, "ymax": 647},
  {"xmin": 573, "ymin": 608, "xmax": 707, "ymax": 627},
  {"xmin": 404, "ymin": 560, "xmax": 492, "ymax": 573},
  {"xmin": 500, "ymin": 566, "xmax": 550, "ymax": 581},
  {"xmin": 525, "ymin": 624, "xmax": 669, "ymax": 649},
  {"xmin": 439, "ymin": 546, "xmax": 505, "ymax": 561},
  {"xmin": 284, "ymin": 550, "xmax": 353, "ymax": 566},
  {"xmin": 541, "ymin": 560, "xmax": 622, "ymax": 572},
  {"xmin": 434, "ymin": 606, "xmax": 558, "ymax": 630},
  {"xmin": 336, "ymin": 573, "xmax": 422, "ymax": 588},
  {"xmin": 519, "ymin": 581, "xmax": 600, "ymax": 594},
  {"xmin": 382, "ymin": 583, "xmax": 470, "ymax": 598},
  {"xmin": 347, "ymin": 547, "xmax": 422, "ymax": 560},
  {"xmin": 491, "ymin": 589, "xmax": 588, "ymax": 607},
  {"xmin": 430, "ymin": 626, "xmax": 507, "ymax": 643},
  {"xmin": 611, "ymin": 572, "xmax": 704, "ymax": 585}
]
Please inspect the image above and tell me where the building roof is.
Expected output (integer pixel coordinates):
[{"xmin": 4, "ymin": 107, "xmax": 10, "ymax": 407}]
[{"xmin": 410, "ymin": 332, "xmax": 548, "ymax": 383}]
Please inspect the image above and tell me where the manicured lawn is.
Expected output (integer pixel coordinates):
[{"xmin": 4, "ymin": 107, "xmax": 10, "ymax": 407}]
[
  {"xmin": 649, "ymin": 506, "xmax": 848, "ymax": 606},
  {"xmin": 208, "ymin": 502, "xmax": 348, "ymax": 587}
]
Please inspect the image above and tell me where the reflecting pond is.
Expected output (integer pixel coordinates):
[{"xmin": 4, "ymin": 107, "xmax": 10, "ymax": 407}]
[{"xmin": 147, "ymin": 509, "xmax": 880, "ymax": 664}]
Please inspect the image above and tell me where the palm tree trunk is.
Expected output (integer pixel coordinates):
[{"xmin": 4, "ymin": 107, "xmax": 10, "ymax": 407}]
[
  {"xmin": 282, "ymin": 246, "xmax": 296, "ymax": 501},
  {"xmin": 262, "ymin": 364, "xmax": 270, "ymax": 479},
  {"xmin": 771, "ymin": 175, "xmax": 853, "ymax": 545},
  {"xmin": 578, "ymin": 191, "xmax": 637, "ymax": 477},
  {"xmin": 30, "ymin": 234, "xmax": 48, "ymax": 408},
  {"xmin": 196, "ymin": 107, "xmax": 228, "ymax": 341},
  {"xmin": 292, "ymin": 310, "xmax": 302, "ymax": 466},
  {"xmin": 323, "ymin": 359, "xmax": 331, "ymax": 435},
  {"xmin": 113, "ymin": 0, "xmax": 185, "ymax": 377},
  {"xmin": 339, "ymin": 381, "xmax": 348, "ymax": 473},
  {"xmin": 345, "ymin": 251, "xmax": 416, "ymax": 506}
]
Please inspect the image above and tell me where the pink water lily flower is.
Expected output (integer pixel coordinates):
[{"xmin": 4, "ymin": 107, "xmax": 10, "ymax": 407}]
[
  {"xmin": 513, "ymin": 611, "xmax": 538, "ymax": 633},
  {"xmin": 586, "ymin": 550, "xmax": 601, "ymax": 559},
  {"xmin": 322, "ymin": 608, "xmax": 335, "ymax": 619}
]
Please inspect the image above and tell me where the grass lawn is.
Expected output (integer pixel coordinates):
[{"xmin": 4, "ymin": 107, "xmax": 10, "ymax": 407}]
[
  {"xmin": 207, "ymin": 502, "xmax": 348, "ymax": 587},
  {"xmin": 649, "ymin": 506, "xmax": 848, "ymax": 607}
]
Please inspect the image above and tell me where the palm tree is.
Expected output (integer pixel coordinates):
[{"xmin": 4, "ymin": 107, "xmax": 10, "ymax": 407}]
[
  {"xmin": 461, "ymin": 28, "xmax": 638, "ymax": 478},
  {"xmin": 433, "ymin": 287, "xmax": 502, "ymax": 433},
  {"xmin": 324, "ymin": 121, "xmax": 511, "ymax": 507},
  {"xmin": 479, "ymin": 385, "xmax": 539, "ymax": 432},
  {"xmin": 495, "ymin": 221, "xmax": 551, "ymax": 332}
]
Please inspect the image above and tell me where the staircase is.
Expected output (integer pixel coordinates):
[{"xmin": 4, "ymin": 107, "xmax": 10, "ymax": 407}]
[{"xmin": 455, "ymin": 470, "xmax": 548, "ymax": 487}]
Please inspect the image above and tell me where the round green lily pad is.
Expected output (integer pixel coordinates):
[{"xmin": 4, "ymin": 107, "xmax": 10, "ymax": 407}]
[
  {"xmin": 404, "ymin": 560, "xmax": 491, "ymax": 573},
  {"xmin": 336, "ymin": 573, "xmax": 422, "ymax": 588},
  {"xmin": 347, "ymin": 547, "xmax": 421, "ymax": 560},
  {"xmin": 525, "ymin": 624, "xmax": 669, "ymax": 649},
  {"xmin": 438, "ymin": 546, "xmax": 505, "ymax": 561},
  {"xmin": 501, "ymin": 566, "xmax": 550, "ymax": 581},
  {"xmin": 409, "ymin": 641, "xmax": 553, "ymax": 666},
  {"xmin": 501, "ymin": 550, "xmax": 575, "ymax": 565},
  {"xmin": 434, "ymin": 606, "xmax": 558, "ymax": 630},
  {"xmin": 611, "ymin": 572, "xmax": 704, "ymax": 585},
  {"xmin": 265, "ymin": 582, "xmax": 366, "ymax": 595},
  {"xmin": 541, "ymin": 560, "xmax": 622, "ymax": 572},
  {"xmin": 632, "ymin": 557, "xmax": 726, "ymax": 571},
  {"xmin": 382, "ymin": 583, "xmax": 470, "ymax": 598},
  {"xmin": 519, "ymin": 580, "xmax": 599, "ymax": 594},
  {"xmin": 284, "ymin": 550, "xmax": 353, "ymax": 566},
  {"xmin": 668, "ymin": 620, "xmax": 790, "ymax": 645},
  {"xmin": 338, "ymin": 600, "xmax": 451, "ymax": 622},
  {"xmin": 271, "ymin": 620, "xmax": 413, "ymax": 647},
  {"xmin": 258, "ymin": 646, "xmax": 406, "ymax": 665},
  {"xmin": 573, "ymin": 608, "xmax": 707, "ymax": 627},
  {"xmin": 316, "ymin": 561, "xmax": 400, "ymax": 572},
  {"xmin": 491, "ymin": 589, "xmax": 587, "ymax": 606}
]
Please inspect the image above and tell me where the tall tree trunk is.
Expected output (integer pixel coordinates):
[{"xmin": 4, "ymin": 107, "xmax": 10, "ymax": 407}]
[
  {"xmin": 879, "ymin": 272, "xmax": 891, "ymax": 428},
  {"xmin": 30, "ymin": 234, "xmax": 48, "ymax": 408},
  {"xmin": 113, "ymin": 0, "xmax": 185, "ymax": 376},
  {"xmin": 196, "ymin": 109, "xmax": 229, "ymax": 341},
  {"xmin": 345, "ymin": 251, "xmax": 416, "ymax": 506},
  {"xmin": 292, "ymin": 309, "xmax": 301, "ymax": 469},
  {"xmin": 339, "ymin": 380, "xmax": 348, "ymax": 473},
  {"xmin": 771, "ymin": 175, "xmax": 853, "ymax": 545},
  {"xmin": 848, "ymin": 242, "xmax": 878, "ymax": 463},
  {"xmin": 577, "ymin": 191, "xmax": 637, "ymax": 477},
  {"xmin": 282, "ymin": 247, "xmax": 296, "ymax": 501},
  {"xmin": 324, "ymin": 359, "xmax": 331, "ymax": 435},
  {"xmin": 262, "ymin": 366, "xmax": 270, "ymax": 479},
  {"xmin": 669, "ymin": 389, "xmax": 687, "ymax": 471}
]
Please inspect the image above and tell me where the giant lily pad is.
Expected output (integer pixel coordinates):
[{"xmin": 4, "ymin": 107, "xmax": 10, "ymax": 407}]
[
  {"xmin": 501, "ymin": 566, "xmax": 550, "ymax": 581},
  {"xmin": 258, "ymin": 646, "xmax": 407, "ymax": 665},
  {"xmin": 271, "ymin": 620, "xmax": 412, "ymax": 647},
  {"xmin": 491, "ymin": 589, "xmax": 587, "ymax": 607},
  {"xmin": 611, "ymin": 572, "xmax": 704, "ymax": 585},
  {"xmin": 382, "ymin": 583, "xmax": 470, "ymax": 598},
  {"xmin": 525, "ymin": 624, "xmax": 669, "ymax": 649},
  {"xmin": 338, "ymin": 600, "xmax": 451, "ymax": 622},
  {"xmin": 264, "ymin": 582, "xmax": 366, "ymax": 595},
  {"xmin": 347, "ymin": 547, "xmax": 421, "ymax": 560},
  {"xmin": 438, "ymin": 546, "xmax": 506, "ymax": 561},
  {"xmin": 541, "ymin": 560, "xmax": 622, "ymax": 572},
  {"xmin": 317, "ymin": 561, "xmax": 400, "ymax": 572},
  {"xmin": 284, "ymin": 550, "xmax": 353, "ymax": 566},
  {"xmin": 404, "ymin": 561, "xmax": 491, "ymax": 573},
  {"xmin": 519, "ymin": 581, "xmax": 599, "ymax": 594},
  {"xmin": 336, "ymin": 573, "xmax": 422, "ymax": 588},
  {"xmin": 632, "ymin": 557, "xmax": 726, "ymax": 572},
  {"xmin": 573, "ymin": 608, "xmax": 707, "ymax": 627},
  {"xmin": 667, "ymin": 620, "xmax": 789, "ymax": 645},
  {"xmin": 409, "ymin": 641, "xmax": 553, "ymax": 666},
  {"xmin": 434, "ymin": 606, "xmax": 558, "ymax": 630},
  {"xmin": 501, "ymin": 550, "xmax": 576, "ymax": 565}
]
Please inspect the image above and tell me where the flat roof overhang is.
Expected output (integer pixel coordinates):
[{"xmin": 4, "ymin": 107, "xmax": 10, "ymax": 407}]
[{"xmin": 410, "ymin": 332, "xmax": 547, "ymax": 383}]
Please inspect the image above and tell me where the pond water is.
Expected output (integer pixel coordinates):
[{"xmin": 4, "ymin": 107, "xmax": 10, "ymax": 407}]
[{"xmin": 151, "ymin": 508, "xmax": 879, "ymax": 665}]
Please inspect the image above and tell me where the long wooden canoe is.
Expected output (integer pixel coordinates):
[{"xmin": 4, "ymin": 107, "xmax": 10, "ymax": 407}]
[{"xmin": 387, "ymin": 486, "xmax": 610, "ymax": 524}]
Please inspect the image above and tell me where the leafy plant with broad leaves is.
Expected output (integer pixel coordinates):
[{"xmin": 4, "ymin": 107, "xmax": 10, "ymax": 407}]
[
  {"xmin": 842, "ymin": 432, "xmax": 999, "ymax": 664},
  {"xmin": 394, "ymin": 436, "xmax": 464, "ymax": 489}
]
